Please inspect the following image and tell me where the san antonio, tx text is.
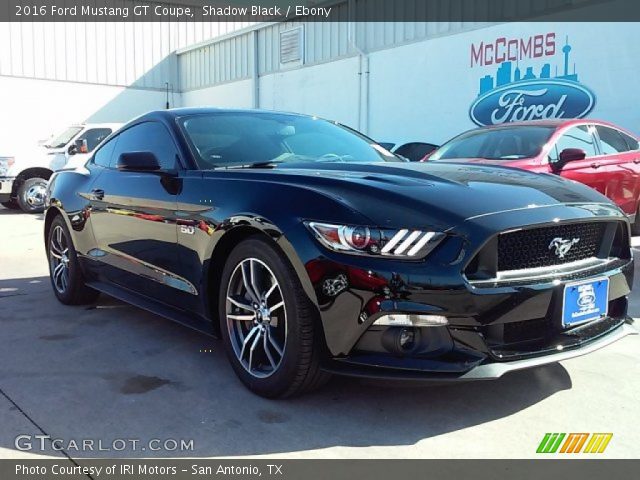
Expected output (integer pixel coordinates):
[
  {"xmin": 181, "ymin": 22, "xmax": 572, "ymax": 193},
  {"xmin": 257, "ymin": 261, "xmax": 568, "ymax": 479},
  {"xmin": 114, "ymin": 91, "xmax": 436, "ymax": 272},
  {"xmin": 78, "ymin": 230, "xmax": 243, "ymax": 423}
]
[
  {"xmin": 16, "ymin": 4, "xmax": 332, "ymax": 19},
  {"xmin": 16, "ymin": 463, "xmax": 284, "ymax": 477}
]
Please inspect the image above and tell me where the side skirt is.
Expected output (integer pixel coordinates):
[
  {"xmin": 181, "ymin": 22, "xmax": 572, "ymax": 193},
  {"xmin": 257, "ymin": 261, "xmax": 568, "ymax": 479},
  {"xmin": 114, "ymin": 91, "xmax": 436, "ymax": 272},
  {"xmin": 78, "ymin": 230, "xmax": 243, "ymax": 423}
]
[{"xmin": 86, "ymin": 280, "xmax": 218, "ymax": 338}]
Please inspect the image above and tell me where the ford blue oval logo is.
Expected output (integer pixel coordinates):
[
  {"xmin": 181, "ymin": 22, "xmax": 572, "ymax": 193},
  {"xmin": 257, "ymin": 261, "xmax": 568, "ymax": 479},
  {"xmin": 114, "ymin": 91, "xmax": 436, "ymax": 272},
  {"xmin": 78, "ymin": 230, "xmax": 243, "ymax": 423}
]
[{"xmin": 469, "ymin": 79, "xmax": 596, "ymax": 126}]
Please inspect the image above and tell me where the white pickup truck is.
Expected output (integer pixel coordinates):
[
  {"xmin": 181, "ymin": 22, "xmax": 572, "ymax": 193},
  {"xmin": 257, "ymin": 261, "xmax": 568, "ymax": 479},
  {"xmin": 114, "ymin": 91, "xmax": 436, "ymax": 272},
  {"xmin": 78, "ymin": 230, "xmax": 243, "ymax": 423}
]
[{"xmin": 0, "ymin": 123, "xmax": 121, "ymax": 213}]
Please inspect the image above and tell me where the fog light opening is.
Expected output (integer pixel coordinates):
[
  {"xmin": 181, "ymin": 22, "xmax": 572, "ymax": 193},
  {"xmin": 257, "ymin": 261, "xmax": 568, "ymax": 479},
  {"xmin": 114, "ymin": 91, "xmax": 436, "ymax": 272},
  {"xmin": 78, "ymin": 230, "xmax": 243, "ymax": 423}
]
[{"xmin": 379, "ymin": 327, "xmax": 423, "ymax": 355}]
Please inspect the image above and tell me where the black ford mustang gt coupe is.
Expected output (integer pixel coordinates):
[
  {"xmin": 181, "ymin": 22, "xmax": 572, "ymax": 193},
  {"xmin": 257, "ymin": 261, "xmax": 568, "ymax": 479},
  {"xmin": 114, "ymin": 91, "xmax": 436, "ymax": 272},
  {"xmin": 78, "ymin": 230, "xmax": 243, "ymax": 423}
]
[{"xmin": 45, "ymin": 108, "xmax": 636, "ymax": 397}]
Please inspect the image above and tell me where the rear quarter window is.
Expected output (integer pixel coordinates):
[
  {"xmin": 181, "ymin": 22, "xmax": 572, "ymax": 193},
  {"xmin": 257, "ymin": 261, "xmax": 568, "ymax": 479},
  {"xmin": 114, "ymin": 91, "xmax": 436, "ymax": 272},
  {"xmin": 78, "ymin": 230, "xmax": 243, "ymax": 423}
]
[
  {"xmin": 620, "ymin": 131, "xmax": 639, "ymax": 151},
  {"xmin": 596, "ymin": 126, "xmax": 629, "ymax": 154}
]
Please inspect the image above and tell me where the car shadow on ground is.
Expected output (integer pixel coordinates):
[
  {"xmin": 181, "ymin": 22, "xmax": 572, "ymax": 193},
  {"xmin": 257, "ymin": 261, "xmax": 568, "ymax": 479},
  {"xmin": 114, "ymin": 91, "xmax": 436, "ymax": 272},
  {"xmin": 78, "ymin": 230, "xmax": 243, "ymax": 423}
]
[
  {"xmin": 0, "ymin": 207, "xmax": 22, "ymax": 215},
  {"xmin": 0, "ymin": 276, "xmax": 572, "ymax": 458},
  {"xmin": 0, "ymin": 207, "xmax": 44, "ymax": 220}
]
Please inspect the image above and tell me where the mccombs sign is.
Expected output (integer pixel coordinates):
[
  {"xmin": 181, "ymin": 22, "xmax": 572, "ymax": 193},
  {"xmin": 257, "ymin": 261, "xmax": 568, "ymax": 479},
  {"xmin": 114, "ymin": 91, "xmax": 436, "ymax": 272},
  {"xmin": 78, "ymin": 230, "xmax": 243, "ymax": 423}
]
[{"xmin": 468, "ymin": 33, "xmax": 596, "ymax": 126}]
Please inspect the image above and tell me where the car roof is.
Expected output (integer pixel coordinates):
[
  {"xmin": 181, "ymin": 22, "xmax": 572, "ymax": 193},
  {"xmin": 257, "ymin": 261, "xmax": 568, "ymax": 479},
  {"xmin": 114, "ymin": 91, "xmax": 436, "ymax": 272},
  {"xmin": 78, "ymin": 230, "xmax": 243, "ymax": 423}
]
[
  {"xmin": 135, "ymin": 107, "xmax": 312, "ymax": 122},
  {"xmin": 478, "ymin": 118, "xmax": 620, "ymax": 129},
  {"xmin": 69, "ymin": 123, "xmax": 123, "ymax": 129}
]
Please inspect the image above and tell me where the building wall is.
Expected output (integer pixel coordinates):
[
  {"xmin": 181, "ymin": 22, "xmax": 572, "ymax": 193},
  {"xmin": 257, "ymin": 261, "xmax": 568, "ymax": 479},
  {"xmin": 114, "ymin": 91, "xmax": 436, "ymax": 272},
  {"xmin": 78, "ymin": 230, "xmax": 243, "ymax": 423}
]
[
  {"xmin": 0, "ymin": 14, "xmax": 253, "ymax": 88},
  {"xmin": 179, "ymin": 21, "xmax": 640, "ymax": 145},
  {"xmin": 177, "ymin": 18, "xmax": 493, "ymax": 92},
  {"xmin": 1, "ymin": 0, "xmax": 637, "ymax": 152},
  {"xmin": 181, "ymin": 79, "xmax": 254, "ymax": 109},
  {"xmin": 259, "ymin": 56, "xmax": 361, "ymax": 127},
  {"xmin": 180, "ymin": 56, "xmax": 362, "ymax": 130},
  {"xmin": 365, "ymin": 21, "xmax": 640, "ymax": 144},
  {"xmin": 0, "ymin": 9, "xmax": 251, "ymax": 149},
  {"xmin": 0, "ymin": 75, "xmax": 173, "ymax": 148}
]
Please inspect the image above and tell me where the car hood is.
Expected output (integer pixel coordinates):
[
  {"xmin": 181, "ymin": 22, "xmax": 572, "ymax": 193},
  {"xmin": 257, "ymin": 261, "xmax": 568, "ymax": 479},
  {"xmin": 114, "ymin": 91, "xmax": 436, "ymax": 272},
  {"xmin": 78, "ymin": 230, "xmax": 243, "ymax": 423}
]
[
  {"xmin": 5, "ymin": 146, "xmax": 63, "ymax": 176},
  {"xmin": 429, "ymin": 157, "xmax": 517, "ymax": 165},
  {"xmin": 239, "ymin": 161, "xmax": 613, "ymax": 228}
]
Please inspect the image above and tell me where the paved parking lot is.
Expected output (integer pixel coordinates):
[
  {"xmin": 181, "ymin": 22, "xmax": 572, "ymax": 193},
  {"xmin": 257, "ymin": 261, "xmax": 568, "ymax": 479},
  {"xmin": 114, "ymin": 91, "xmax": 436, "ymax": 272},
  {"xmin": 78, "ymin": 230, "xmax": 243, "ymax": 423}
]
[{"xmin": 1, "ymin": 206, "xmax": 639, "ymax": 459}]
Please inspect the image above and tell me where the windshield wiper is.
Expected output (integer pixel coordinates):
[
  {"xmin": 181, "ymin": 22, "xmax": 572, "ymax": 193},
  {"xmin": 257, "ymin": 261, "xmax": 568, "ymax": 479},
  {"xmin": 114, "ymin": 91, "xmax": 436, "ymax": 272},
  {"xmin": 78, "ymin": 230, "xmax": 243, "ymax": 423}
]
[{"xmin": 215, "ymin": 160, "xmax": 286, "ymax": 170}]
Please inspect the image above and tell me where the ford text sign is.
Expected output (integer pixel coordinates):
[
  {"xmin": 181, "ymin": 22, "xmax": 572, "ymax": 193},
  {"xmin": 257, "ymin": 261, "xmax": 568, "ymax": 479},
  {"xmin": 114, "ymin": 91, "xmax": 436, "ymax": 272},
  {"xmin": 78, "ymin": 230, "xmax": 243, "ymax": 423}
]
[{"xmin": 469, "ymin": 79, "xmax": 596, "ymax": 126}]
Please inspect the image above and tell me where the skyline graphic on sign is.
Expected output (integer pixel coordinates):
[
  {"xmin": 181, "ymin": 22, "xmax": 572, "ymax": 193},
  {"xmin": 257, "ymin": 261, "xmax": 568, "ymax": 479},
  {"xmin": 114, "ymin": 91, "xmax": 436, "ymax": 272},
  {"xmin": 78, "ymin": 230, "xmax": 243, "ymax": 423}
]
[{"xmin": 478, "ymin": 37, "xmax": 579, "ymax": 96}]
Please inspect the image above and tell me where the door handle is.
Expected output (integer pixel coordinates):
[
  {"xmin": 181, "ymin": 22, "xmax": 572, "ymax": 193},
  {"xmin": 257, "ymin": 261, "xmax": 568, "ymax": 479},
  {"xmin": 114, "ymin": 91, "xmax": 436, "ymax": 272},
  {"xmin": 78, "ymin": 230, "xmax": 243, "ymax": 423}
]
[
  {"xmin": 590, "ymin": 162, "xmax": 601, "ymax": 169},
  {"xmin": 90, "ymin": 188, "xmax": 104, "ymax": 200}
]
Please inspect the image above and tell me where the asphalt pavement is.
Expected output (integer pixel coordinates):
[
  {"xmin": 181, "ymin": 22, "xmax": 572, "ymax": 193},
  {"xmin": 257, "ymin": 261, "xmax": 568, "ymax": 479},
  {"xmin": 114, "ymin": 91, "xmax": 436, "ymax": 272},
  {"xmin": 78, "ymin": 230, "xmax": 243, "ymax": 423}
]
[{"xmin": 1, "ymin": 206, "xmax": 639, "ymax": 459}]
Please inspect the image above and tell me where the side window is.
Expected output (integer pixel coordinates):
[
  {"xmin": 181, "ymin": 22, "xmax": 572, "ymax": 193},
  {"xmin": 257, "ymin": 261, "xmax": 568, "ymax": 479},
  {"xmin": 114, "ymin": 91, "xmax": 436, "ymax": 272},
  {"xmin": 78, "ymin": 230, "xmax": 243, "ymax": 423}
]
[
  {"xmin": 394, "ymin": 143, "xmax": 438, "ymax": 162},
  {"xmin": 619, "ymin": 131, "xmax": 639, "ymax": 151},
  {"xmin": 111, "ymin": 122, "xmax": 179, "ymax": 169},
  {"xmin": 596, "ymin": 126, "xmax": 629, "ymax": 154},
  {"xmin": 76, "ymin": 128, "xmax": 113, "ymax": 152},
  {"xmin": 554, "ymin": 125, "xmax": 598, "ymax": 158},
  {"xmin": 92, "ymin": 136, "xmax": 118, "ymax": 167}
]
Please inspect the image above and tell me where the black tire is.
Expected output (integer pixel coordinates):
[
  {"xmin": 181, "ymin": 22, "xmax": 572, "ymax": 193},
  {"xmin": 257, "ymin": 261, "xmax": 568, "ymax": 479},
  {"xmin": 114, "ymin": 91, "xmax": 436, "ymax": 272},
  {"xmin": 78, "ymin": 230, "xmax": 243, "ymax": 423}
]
[
  {"xmin": 47, "ymin": 215, "xmax": 99, "ymax": 305},
  {"xmin": 17, "ymin": 177, "xmax": 48, "ymax": 213},
  {"xmin": 1, "ymin": 200, "xmax": 20, "ymax": 210},
  {"xmin": 632, "ymin": 205, "xmax": 640, "ymax": 236},
  {"xmin": 218, "ymin": 236, "xmax": 330, "ymax": 398}
]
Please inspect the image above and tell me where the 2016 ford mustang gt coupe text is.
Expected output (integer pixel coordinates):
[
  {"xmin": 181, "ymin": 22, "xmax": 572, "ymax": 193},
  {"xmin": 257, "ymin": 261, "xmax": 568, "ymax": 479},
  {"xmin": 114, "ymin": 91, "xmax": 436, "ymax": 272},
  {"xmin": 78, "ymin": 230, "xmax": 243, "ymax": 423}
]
[{"xmin": 45, "ymin": 108, "xmax": 637, "ymax": 397}]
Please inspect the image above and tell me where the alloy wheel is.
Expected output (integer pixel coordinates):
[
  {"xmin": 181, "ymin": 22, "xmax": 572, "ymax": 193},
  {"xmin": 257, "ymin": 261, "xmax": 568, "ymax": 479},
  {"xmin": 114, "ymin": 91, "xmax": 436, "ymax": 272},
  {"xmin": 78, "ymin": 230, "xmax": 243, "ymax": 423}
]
[
  {"xmin": 225, "ymin": 258, "xmax": 287, "ymax": 378},
  {"xmin": 25, "ymin": 182, "xmax": 47, "ymax": 208},
  {"xmin": 49, "ymin": 225, "xmax": 70, "ymax": 294}
]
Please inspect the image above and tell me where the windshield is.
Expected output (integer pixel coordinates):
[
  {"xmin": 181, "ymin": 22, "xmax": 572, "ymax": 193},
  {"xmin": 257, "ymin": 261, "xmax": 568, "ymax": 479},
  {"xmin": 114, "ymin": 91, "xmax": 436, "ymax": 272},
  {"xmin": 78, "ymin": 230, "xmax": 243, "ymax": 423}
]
[
  {"xmin": 430, "ymin": 126, "xmax": 555, "ymax": 161},
  {"xmin": 44, "ymin": 126, "xmax": 83, "ymax": 149},
  {"xmin": 180, "ymin": 112, "xmax": 397, "ymax": 168}
]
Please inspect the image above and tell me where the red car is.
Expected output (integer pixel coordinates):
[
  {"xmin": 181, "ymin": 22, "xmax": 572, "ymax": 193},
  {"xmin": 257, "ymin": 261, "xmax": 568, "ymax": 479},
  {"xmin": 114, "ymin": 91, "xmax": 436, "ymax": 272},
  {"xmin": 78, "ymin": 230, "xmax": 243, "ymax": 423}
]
[{"xmin": 425, "ymin": 119, "xmax": 640, "ymax": 233}]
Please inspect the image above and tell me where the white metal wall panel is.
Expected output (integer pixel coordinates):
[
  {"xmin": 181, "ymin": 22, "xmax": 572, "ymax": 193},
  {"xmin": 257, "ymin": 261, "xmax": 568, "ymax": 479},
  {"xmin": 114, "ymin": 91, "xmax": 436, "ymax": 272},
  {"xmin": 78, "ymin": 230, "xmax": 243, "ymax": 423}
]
[
  {"xmin": 0, "ymin": 0, "xmax": 591, "ymax": 93},
  {"xmin": 178, "ymin": 30, "xmax": 253, "ymax": 91},
  {"xmin": 0, "ymin": 0, "xmax": 250, "ymax": 90},
  {"xmin": 175, "ymin": 1, "xmax": 496, "ymax": 92},
  {"xmin": 355, "ymin": 20, "xmax": 491, "ymax": 53}
]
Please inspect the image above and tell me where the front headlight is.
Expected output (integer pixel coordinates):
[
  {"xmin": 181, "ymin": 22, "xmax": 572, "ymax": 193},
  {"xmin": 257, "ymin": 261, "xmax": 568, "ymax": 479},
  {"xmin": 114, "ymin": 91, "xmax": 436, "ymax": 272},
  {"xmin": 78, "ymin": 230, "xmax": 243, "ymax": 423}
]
[
  {"xmin": 0, "ymin": 157, "xmax": 15, "ymax": 176},
  {"xmin": 305, "ymin": 221, "xmax": 445, "ymax": 259}
]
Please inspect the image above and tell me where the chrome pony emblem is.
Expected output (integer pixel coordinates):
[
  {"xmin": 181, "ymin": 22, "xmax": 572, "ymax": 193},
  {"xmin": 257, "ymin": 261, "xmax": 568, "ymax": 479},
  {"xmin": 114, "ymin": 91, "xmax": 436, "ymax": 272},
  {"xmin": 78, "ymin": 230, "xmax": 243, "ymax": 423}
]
[{"xmin": 548, "ymin": 237, "xmax": 580, "ymax": 259}]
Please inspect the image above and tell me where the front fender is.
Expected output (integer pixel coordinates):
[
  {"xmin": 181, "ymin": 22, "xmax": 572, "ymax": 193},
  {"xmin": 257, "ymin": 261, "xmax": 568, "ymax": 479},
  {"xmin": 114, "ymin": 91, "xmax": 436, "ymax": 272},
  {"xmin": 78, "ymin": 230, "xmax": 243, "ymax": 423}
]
[
  {"xmin": 202, "ymin": 214, "xmax": 319, "ymax": 309},
  {"xmin": 45, "ymin": 169, "xmax": 99, "ymax": 256}
]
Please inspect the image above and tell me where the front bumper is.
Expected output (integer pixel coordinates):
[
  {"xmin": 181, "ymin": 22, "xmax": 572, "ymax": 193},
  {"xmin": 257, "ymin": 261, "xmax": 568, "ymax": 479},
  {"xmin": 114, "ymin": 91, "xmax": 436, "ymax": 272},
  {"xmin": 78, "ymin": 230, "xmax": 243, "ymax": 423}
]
[
  {"xmin": 323, "ymin": 318, "xmax": 637, "ymax": 380},
  {"xmin": 0, "ymin": 176, "xmax": 16, "ymax": 202},
  {"xmin": 461, "ymin": 320, "xmax": 637, "ymax": 379}
]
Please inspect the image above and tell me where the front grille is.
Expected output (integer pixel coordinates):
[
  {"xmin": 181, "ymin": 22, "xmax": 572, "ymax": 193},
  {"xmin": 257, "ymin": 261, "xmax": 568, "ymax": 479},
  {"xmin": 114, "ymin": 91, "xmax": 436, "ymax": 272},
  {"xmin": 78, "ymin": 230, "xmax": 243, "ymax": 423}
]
[
  {"xmin": 497, "ymin": 222, "xmax": 607, "ymax": 271},
  {"xmin": 483, "ymin": 317, "xmax": 554, "ymax": 350},
  {"xmin": 502, "ymin": 317, "xmax": 551, "ymax": 344},
  {"xmin": 487, "ymin": 315, "xmax": 626, "ymax": 360}
]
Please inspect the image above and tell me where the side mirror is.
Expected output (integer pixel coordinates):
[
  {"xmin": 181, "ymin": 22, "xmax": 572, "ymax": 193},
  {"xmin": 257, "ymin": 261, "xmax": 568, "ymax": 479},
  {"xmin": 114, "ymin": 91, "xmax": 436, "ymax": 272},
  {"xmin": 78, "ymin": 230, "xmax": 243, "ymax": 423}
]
[
  {"xmin": 117, "ymin": 152, "xmax": 161, "ymax": 172},
  {"xmin": 551, "ymin": 148, "xmax": 586, "ymax": 171},
  {"xmin": 559, "ymin": 148, "xmax": 586, "ymax": 163}
]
